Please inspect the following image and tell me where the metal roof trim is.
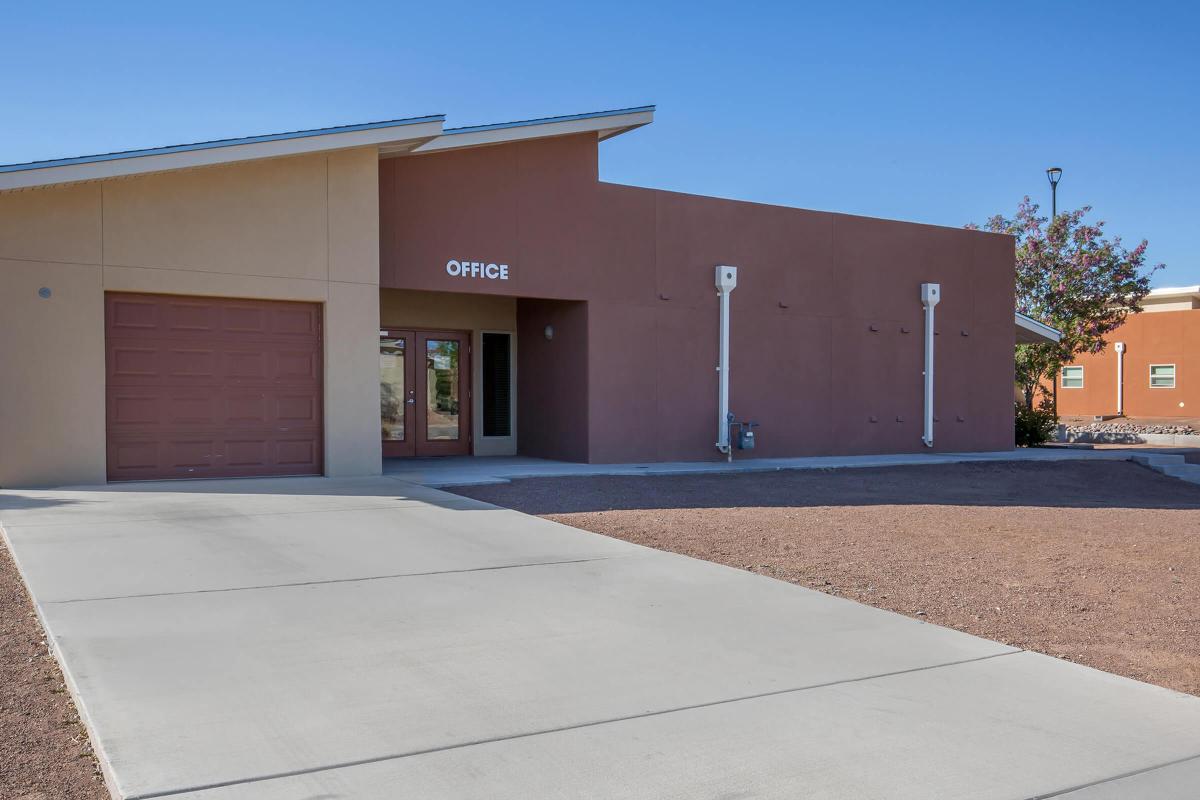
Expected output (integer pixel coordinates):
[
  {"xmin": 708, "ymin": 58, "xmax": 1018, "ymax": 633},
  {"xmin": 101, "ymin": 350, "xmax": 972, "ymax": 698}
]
[
  {"xmin": 1146, "ymin": 285, "xmax": 1200, "ymax": 298},
  {"xmin": 442, "ymin": 106, "xmax": 656, "ymax": 136},
  {"xmin": 0, "ymin": 115, "xmax": 446, "ymax": 174},
  {"xmin": 1015, "ymin": 312, "xmax": 1062, "ymax": 343}
]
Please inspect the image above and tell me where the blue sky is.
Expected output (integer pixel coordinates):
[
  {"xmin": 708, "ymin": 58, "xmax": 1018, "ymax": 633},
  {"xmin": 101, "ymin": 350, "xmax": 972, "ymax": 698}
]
[{"xmin": 3, "ymin": 1, "xmax": 1195, "ymax": 284}]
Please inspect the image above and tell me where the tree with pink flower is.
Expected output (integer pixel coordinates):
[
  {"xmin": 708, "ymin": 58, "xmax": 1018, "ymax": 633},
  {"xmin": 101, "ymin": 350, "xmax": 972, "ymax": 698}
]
[{"xmin": 970, "ymin": 198, "xmax": 1161, "ymax": 411}]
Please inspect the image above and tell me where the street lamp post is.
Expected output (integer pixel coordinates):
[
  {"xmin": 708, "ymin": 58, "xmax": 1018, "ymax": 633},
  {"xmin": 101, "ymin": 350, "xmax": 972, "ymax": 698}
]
[
  {"xmin": 1046, "ymin": 166, "xmax": 1062, "ymax": 221},
  {"xmin": 1046, "ymin": 166, "xmax": 1063, "ymax": 419}
]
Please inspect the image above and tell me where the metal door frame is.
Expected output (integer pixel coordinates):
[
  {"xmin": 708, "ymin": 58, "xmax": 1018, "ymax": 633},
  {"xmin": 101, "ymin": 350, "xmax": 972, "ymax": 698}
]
[{"xmin": 380, "ymin": 327, "xmax": 471, "ymax": 458}]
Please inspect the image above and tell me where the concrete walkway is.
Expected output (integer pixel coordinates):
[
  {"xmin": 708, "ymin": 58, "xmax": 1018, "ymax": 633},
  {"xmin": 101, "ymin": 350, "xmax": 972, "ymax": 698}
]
[
  {"xmin": 3, "ymin": 471, "xmax": 1200, "ymax": 799},
  {"xmin": 384, "ymin": 447, "xmax": 1139, "ymax": 487}
]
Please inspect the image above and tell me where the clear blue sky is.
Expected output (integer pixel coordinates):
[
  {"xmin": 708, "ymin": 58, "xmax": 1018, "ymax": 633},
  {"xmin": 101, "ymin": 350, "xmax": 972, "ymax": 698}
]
[{"xmin": 3, "ymin": 1, "xmax": 1195, "ymax": 284}]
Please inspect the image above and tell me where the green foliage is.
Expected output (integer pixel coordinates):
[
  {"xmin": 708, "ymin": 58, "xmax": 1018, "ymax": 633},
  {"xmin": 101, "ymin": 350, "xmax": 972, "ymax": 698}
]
[
  {"xmin": 1014, "ymin": 401, "xmax": 1058, "ymax": 447},
  {"xmin": 969, "ymin": 198, "xmax": 1161, "ymax": 408}
]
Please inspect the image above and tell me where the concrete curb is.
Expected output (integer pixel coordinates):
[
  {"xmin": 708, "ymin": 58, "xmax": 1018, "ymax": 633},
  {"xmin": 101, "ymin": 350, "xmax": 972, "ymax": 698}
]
[
  {"xmin": 390, "ymin": 449, "xmax": 1140, "ymax": 489},
  {"xmin": 1128, "ymin": 453, "xmax": 1200, "ymax": 485}
]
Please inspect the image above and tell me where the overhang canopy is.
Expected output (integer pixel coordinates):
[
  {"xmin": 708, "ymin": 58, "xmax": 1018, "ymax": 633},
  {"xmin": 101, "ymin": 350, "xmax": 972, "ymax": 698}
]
[{"xmin": 1015, "ymin": 312, "xmax": 1061, "ymax": 344}]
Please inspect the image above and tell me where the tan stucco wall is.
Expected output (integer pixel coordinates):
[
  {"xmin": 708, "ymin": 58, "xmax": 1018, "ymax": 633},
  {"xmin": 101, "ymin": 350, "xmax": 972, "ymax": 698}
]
[
  {"xmin": 1144, "ymin": 299, "xmax": 1199, "ymax": 313},
  {"xmin": 380, "ymin": 288, "xmax": 516, "ymax": 330},
  {"xmin": 0, "ymin": 258, "xmax": 107, "ymax": 486},
  {"xmin": 380, "ymin": 289, "xmax": 518, "ymax": 456},
  {"xmin": 0, "ymin": 149, "xmax": 382, "ymax": 488}
]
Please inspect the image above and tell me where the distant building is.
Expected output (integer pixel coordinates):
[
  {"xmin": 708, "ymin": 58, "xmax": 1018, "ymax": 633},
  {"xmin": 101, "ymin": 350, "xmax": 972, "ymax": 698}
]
[{"xmin": 1056, "ymin": 286, "xmax": 1200, "ymax": 418}]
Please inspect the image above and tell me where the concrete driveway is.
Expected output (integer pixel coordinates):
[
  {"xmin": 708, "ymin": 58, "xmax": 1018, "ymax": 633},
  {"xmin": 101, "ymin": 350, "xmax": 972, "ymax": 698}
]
[{"xmin": 3, "ymin": 475, "xmax": 1200, "ymax": 799}]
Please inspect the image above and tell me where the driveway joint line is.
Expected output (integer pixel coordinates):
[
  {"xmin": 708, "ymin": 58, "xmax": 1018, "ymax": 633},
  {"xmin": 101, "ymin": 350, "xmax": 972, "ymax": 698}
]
[
  {"xmin": 123, "ymin": 649, "xmax": 1022, "ymax": 800},
  {"xmin": 0, "ymin": 502, "xmax": 488, "ymax": 529},
  {"xmin": 1024, "ymin": 751, "xmax": 1200, "ymax": 799},
  {"xmin": 46, "ymin": 555, "xmax": 630, "ymax": 604}
]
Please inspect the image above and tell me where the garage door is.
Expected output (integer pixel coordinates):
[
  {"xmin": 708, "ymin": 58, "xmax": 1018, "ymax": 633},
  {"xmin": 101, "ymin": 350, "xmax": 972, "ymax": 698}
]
[{"xmin": 105, "ymin": 293, "xmax": 323, "ymax": 481}]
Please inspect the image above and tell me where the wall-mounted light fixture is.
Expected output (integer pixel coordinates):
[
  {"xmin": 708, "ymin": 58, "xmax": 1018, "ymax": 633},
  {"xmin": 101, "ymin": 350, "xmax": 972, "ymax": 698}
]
[{"xmin": 544, "ymin": 325, "xmax": 554, "ymax": 340}]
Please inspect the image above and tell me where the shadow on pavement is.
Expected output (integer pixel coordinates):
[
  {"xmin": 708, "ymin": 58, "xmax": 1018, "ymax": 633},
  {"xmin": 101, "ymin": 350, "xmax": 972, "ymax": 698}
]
[{"xmin": 447, "ymin": 459, "xmax": 1200, "ymax": 514}]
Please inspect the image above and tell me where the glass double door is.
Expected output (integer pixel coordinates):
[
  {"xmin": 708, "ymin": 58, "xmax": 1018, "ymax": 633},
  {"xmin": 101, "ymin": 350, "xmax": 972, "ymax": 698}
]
[{"xmin": 380, "ymin": 329, "xmax": 470, "ymax": 457}]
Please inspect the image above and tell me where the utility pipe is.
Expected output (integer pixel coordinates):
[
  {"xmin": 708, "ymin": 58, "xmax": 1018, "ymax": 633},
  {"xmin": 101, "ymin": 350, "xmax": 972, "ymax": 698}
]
[
  {"xmin": 921, "ymin": 283, "xmax": 941, "ymax": 448},
  {"xmin": 715, "ymin": 266, "xmax": 738, "ymax": 459},
  {"xmin": 1115, "ymin": 341, "xmax": 1126, "ymax": 416}
]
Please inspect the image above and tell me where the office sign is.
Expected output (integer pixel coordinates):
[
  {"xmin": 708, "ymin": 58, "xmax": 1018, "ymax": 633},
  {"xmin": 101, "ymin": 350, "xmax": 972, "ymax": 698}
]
[{"xmin": 446, "ymin": 259, "xmax": 509, "ymax": 280}]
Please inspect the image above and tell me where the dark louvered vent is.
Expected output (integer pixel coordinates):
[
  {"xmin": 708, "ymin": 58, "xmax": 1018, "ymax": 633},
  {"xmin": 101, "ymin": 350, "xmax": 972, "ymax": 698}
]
[{"xmin": 482, "ymin": 332, "xmax": 512, "ymax": 437}]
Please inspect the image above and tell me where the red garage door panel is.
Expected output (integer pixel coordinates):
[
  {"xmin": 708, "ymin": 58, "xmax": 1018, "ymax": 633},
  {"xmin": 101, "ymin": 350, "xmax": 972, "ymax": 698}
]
[{"xmin": 105, "ymin": 293, "xmax": 323, "ymax": 481}]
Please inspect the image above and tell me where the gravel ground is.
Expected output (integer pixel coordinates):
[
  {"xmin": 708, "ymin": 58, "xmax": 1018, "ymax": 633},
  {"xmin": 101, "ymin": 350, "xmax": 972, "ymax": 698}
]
[
  {"xmin": 1062, "ymin": 416, "xmax": 1200, "ymax": 437},
  {"xmin": 1066, "ymin": 422, "xmax": 1199, "ymax": 436},
  {"xmin": 452, "ymin": 459, "xmax": 1200, "ymax": 696},
  {"xmin": 1, "ymin": 540, "xmax": 107, "ymax": 800}
]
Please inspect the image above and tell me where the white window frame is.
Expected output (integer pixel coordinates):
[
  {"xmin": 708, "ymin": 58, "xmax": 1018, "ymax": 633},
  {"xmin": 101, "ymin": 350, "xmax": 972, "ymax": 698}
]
[
  {"xmin": 1149, "ymin": 363, "xmax": 1176, "ymax": 389},
  {"xmin": 1061, "ymin": 365, "xmax": 1085, "ymax": 389}
]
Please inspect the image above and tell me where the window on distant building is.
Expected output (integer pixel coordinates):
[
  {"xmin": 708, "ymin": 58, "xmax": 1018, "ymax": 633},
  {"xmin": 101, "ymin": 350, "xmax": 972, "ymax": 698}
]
[
  {"xmin": 1061, "ymin": 366, "xmax": 1084, "ymax": 388},
  {"xmin": 1150, "ymin": 364, "xmax": 1176, "ymax": 389}
]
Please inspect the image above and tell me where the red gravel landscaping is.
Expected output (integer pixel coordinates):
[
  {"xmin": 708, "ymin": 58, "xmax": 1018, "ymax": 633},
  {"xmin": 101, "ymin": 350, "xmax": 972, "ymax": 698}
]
[
  {"xmin": 1, "ymin": 540, "xmax": 107, "ymax": 800},
  {"xmin": 450, "ymin": 459, "xmax": 1200, "ymax": 696}
]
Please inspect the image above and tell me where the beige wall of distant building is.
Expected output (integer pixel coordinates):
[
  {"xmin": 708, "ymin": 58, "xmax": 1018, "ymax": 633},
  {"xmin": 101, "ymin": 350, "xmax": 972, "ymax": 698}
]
[
  {"xmin": 1144, "ymin": 299, "xmax": 1199, "ymax": 313},
  {"xmin": 0, "ymin": 148, "xmax": 382, "ymax": 487}
]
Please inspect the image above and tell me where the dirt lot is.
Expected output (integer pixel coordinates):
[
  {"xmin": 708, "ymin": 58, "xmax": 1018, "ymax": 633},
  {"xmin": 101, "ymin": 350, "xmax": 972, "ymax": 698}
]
[
  {"xmin": 452, "ymin": 459, "xmax": 1200, "ymax": 696},
  {"xmin": 1, "ymin": 541, "xmax": 106, "ymax": 800}
]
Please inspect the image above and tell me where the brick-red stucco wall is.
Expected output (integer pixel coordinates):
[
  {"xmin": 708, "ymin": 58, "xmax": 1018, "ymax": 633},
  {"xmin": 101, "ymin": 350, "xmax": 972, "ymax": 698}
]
[
  {"xmin": 379, "ymin": 134, "xmax": 1015, "ymax": 462},
  {"xmin": 1056, "ymin": 309, "xmax": 1200, "ymax": 418}
]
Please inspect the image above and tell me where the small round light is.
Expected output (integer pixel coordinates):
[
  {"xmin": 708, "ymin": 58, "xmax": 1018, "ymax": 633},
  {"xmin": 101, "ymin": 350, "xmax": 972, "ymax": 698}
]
[{"xmin": 544, "ymin": 325, "xmax": 554, "ymax": 340}]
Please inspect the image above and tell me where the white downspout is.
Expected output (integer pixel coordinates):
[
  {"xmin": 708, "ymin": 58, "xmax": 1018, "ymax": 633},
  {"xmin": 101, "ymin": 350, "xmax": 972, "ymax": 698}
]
[
  {"xmin": 1115, "ymin": 341, "xmax": 1126, "ymax": 416},
  {"xmin": 921, "ymin": 283, "xmax": 941, "ymax": 448},
  {"xmin": 715, "ymin": 266, "xmax": 738, "ymax": 458}
]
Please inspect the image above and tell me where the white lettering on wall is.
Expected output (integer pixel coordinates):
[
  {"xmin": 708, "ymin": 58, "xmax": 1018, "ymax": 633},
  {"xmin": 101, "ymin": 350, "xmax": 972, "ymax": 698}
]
[{"xmin": 446, "ymin": 259, "xmax": 509, "ymax": 280}]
